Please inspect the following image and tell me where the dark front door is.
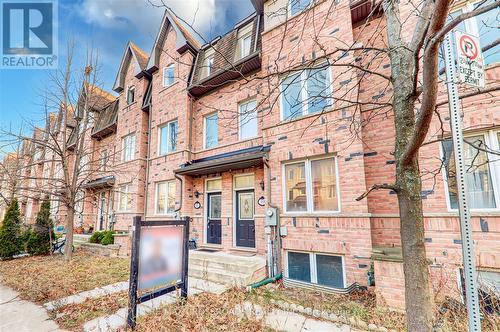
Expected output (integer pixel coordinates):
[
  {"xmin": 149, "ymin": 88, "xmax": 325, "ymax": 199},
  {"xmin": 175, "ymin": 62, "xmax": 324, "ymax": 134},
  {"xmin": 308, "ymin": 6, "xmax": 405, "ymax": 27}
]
[
  {"xmin": 207, "ymin": 192, "xmax": 221, "ymax": 244},
  {"xmin": 236, "ymin": 190, "xmax": 255, "ymax": 248}
]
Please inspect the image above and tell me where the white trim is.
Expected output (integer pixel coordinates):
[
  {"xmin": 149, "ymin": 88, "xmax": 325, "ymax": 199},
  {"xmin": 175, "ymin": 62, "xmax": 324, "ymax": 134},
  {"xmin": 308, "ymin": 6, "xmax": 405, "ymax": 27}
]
[
  {"xmin": 154, "ymin": 180, "xmax": 176, "ymax": 216},
  {"xmin": 279, "ymin": 61, "xmax": 333, "ymax": 121},
  {"xmin": 441, "ymin": 129, "xmax": 500, "ymax": 211},
  {"xmin": 204, "ymin": 177, "xmax": 222, "ymax": 245},
  {"xmin": 285, "ymin": 250, "xmax": 347, "ymax": 288},
  {"xmin": 282, "ymin": 156, "xmax": 341, "ymax": 214},
  {"xmin": 162, "ymin": 64, "xmax": 175, "ymax": 87}
]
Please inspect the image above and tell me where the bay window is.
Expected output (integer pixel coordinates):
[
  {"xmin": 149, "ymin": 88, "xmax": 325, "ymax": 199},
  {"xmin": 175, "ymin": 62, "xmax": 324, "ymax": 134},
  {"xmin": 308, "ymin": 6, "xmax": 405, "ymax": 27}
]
[
  {"xmin": 442, "ymin": 130, "xmax": 500, "ymax": 210},
  {"xmin": 286, "ymin": 251, "xmax": 345, "ymax": 288},
  {"xmin": 283, "ymin": 157, "xmax": 339, "ymax": 213},
  {"xmin": 159, "ymin": 120, "xmax": 178, "ymax": 155},
  {"xmin": 280, "ymin": 65, "xmax": 331, "ymax": 120},
  {"xmin": 156, "ymin": 180, "xmax": 176, "ymax": 215}
]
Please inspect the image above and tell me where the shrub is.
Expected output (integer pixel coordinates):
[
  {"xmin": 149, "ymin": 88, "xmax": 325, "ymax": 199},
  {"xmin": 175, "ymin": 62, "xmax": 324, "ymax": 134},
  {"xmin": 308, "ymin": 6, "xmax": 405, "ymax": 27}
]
[
  {"xmin": 100, "ymin": 231, "xmax": 114, "ymax": 245},
  {"xmin": 0, "ymin": 199, "xmax": 23, "ymax": 258},
  {"xmin": 89, "ymin": 231, "xmax": 104, "ymax": 244},
  {"xmin": 26, "ymin": 200, "xmax": 53, "ymax": 255}
]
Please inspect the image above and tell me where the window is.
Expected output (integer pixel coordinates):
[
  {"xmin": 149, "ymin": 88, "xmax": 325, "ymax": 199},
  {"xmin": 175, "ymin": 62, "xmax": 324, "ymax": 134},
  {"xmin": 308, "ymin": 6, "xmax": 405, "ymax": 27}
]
[
  {"xmin": 290, "ymin": 0, "xmax": 312, "ymax": 16},
  {"xmin": 206, "ymin": 178, "xmax": 222, "ymax": 191},
  {"xmin": 283, "ymin": 157, "xmax": 339, "ymax": 213},
  {"xmin": 163, "ymin": 64, "xmax": 175, "ymax": 87},
  {"xmin": 118, "ymin": 184, "xmax": 132, "ymax": 211},
  {"xmin": 281, "ymin": 65, "xmax": 331, "ymax": 120},
  {"xmin": 100, "ymin": 150, "xmax": 108, "ymax": 171},
  {"xmin": 287, "ymin": 251, "xmax": 345, "ymax": 288},
  {"xmin": 442, "ymin": 130, "xmax": 500, "ymax": 210},
  {"xmin": 236, "ymin": 24, "xmax": 253, "ymax": 60},
  {"xmin": 159, "ymin": 120, "xmax": 178, "ymax": 155},
  {"xmin": 448, "ymin": 1, "xmax": 499, "ymax": 65},
  {"xmin": 122, "ymin": 133, "xmax": 136, "ymax": 162},
  {"xmin": 204, "ymin": 113, "xmax": 218, "ymax": 149},
  {"xmin": 202, "ymin": 48, "xmax": 215, "ymax": 78},
  {"xmin": 127, "ymin": 86, "xmax": 135, "ymax": 104},
  {"xmin": 156, "ymin": 181, "xmax": 176, "ymax": 214},
  {"xmin": 239, "ymin": 99, "xmax": 258, "ymax": 140},
  {"xmin": 235, "ymin": 174, "xmax": 254, "ymax": 189}
]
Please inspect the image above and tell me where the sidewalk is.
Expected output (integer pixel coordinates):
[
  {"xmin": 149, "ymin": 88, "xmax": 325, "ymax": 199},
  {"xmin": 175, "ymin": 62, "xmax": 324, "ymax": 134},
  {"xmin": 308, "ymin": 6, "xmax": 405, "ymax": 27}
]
[{"xmin": 0, "ymin": 284, "xmax": 64, "ymax": 332}]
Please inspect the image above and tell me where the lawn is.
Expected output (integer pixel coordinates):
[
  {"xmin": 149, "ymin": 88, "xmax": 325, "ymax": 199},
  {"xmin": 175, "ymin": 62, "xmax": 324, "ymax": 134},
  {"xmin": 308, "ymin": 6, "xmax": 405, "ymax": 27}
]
[
  {"xmin": 134, "ymin": 289, "xmax": 274, "ymax": 332},
  {"xmin": 0, "ymin": 251, "xmax": 129, "ymax": 303}
]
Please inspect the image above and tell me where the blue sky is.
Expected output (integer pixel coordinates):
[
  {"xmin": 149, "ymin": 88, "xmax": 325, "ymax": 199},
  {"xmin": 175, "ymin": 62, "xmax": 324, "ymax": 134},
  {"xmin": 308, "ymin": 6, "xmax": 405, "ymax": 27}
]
[{"xmin": 0, "ymin": 0, "xmax": 254, "ymax": 152}]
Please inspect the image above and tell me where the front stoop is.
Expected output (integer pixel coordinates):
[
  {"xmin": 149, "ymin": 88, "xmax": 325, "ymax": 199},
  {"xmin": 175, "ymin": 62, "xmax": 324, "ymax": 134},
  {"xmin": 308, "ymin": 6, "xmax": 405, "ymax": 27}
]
[{"xmin": 188, "ymin": 250, "xmax": 267, "ymax": 287}]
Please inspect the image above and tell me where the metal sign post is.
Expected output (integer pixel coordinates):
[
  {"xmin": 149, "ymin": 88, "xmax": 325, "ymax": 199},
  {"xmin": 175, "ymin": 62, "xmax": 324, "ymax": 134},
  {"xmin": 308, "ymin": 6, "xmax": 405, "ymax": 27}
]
[{"xmin": 443, "ymin": 33, "xmax": 481, "ymax": 332}]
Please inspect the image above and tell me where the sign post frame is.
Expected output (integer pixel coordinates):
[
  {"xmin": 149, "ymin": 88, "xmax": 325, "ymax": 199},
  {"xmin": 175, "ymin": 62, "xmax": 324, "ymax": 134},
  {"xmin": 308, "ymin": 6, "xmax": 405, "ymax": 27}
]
[
  {"xmin": 443, "ymin": 33, "xmax": 481, "ymax": 332},
  {"xmin": 127, "ymin": 216, "xmax": 191, "ymax": 329}
]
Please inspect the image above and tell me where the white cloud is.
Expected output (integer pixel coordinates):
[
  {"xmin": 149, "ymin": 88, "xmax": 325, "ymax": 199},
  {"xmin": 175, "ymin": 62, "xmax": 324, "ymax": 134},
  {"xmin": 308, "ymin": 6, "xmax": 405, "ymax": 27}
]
[{"xmin": 78, "ymin": 0, "xmax": 252, "ymax": 40}]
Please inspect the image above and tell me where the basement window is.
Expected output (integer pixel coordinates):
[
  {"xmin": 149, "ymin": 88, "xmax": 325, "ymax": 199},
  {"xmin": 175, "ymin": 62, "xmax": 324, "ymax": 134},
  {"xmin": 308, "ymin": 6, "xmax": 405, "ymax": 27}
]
[{"xmin": 286, "ymin": 251, "xmax": 345, "ymax": 288}]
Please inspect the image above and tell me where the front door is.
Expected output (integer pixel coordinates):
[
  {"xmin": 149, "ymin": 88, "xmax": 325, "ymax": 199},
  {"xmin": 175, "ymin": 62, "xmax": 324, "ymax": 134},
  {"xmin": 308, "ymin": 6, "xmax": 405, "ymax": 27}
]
[
  {"xmin": 206, "ymin": 192, "xmax": 221, "ymax": 244},
  {"xmin": 236, "ymin": 190, "xmax": 255, "ymax": 248}
]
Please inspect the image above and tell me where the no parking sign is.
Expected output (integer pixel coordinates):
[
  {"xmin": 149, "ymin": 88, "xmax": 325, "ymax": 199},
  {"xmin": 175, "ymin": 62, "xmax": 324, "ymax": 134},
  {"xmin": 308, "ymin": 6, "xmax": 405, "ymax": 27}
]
[{"xmin": 455, "ymin": 31, "xmax": 485, "ymax": 88}]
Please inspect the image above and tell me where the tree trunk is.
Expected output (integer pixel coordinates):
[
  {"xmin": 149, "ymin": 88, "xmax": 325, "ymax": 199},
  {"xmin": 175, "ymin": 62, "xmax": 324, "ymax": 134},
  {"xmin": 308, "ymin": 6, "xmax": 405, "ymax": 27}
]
[
  {"xmin": 397, "ymin": 162, "xmax": 433, "ymax": 332},
  {"xmin": 64, "ymin": 206, "xmax": 74, "ymax": 261}
]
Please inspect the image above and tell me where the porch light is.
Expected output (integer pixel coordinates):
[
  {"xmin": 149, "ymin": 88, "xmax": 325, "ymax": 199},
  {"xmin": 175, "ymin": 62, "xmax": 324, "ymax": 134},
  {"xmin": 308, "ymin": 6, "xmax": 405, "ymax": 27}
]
[{"xmin": 259, "ymin": 180, "xmax": 265, "ymax": 191}]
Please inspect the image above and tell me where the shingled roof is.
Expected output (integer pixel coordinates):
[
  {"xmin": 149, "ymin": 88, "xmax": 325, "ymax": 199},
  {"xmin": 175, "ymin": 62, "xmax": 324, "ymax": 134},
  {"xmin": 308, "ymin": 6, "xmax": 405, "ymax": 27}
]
[
  {"xmin": 112, "ymin": 41, "xmax": 150, "ymax": 93},
  {"xmin": 188, "ymin": 14, "xmax": 262, "ymax": 96}
]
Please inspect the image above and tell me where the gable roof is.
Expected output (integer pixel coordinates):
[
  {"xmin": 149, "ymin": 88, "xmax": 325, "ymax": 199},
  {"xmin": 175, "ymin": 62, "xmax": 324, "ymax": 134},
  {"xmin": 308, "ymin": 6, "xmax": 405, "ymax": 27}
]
[
  {"xmin": 112, "ymin": 41, "xmax": 149, "ymax": 93},
  {"xmin": 146, "ymin": 9, "xmax": 201, "ymax": 72}
]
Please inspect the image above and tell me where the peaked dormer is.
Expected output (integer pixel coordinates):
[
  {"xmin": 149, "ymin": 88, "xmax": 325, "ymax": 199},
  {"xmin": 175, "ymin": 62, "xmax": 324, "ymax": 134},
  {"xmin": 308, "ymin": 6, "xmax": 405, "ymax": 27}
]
[{"xmin": 112, "ymin": 41, "xmax": 149, "ymax": 93}]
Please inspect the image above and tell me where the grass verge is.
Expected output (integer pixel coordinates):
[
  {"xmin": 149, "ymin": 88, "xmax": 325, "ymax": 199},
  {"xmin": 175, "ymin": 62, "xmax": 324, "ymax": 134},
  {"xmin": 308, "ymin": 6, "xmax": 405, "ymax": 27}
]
[
  {"xmin": 49, "ymin": 291, "xmax": 128, "ymax": 331},
  {"xmin": 0, "ymin": 251, "xmax": 129, "ymax": 303}
]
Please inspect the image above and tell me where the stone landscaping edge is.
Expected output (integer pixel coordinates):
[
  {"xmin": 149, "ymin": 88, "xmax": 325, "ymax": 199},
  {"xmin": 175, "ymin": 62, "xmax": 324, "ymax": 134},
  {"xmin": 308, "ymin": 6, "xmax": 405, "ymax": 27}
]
[{"xmin": 262, "ymin": 296, "xmax": 396, "ymax": 332}]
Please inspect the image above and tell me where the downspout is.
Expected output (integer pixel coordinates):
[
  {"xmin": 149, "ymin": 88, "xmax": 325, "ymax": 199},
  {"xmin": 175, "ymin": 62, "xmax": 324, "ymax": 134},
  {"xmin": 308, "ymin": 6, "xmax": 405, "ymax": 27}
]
[
  {"xmin": 143, "ymin": 78, "xmax": 153, "ymax": 221},
  {"xmin": 174, "ymin": 173, "xmax": 183, "ymax": 215}
]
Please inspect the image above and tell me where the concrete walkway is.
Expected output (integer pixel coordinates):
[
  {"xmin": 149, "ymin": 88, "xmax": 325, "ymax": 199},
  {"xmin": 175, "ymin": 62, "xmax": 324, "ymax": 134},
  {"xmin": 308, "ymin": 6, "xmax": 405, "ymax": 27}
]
[{"xmin": 0, "ymin": 284, "xmax": 64, "ymax": 332}]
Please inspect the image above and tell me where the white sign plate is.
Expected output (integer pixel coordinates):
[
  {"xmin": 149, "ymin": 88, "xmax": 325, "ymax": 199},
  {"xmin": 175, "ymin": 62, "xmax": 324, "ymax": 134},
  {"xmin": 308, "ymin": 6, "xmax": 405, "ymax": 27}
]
[{"xmin": 454, "ymin": 31, "xmax": 485, "ymax": 88}]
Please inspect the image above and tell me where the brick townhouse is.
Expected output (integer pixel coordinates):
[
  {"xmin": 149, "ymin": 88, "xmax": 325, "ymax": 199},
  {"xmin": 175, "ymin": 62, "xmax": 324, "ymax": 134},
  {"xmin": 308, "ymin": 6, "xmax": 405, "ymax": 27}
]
[{"xmin": 6, "ymin": 0, "xmax": 499, "ymax": 310}]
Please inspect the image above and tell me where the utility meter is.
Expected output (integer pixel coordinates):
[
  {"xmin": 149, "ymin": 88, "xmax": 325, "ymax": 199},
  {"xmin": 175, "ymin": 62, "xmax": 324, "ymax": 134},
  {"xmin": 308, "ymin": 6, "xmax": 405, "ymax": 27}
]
[{"xmin": 265, "ymin": 207, "xmax": 278, "ymax": 226}]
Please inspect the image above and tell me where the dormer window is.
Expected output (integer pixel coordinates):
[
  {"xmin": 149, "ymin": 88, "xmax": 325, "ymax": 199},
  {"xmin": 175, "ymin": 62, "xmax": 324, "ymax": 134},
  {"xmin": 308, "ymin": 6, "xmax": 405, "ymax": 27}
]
[
  {"xmin": 127, "ymin": 86, "xmax": 135, "ymax": 104},
  {"xmin": 290, "ymin": 0, "xmax": 311, "ymax": 16},
  {"xmin": 202, "ymin": 48, "xmax": 215, "ymax": 78},
  {"xmin": 236, "ymin": 24, "xmax": 253, "ymax": 60}
]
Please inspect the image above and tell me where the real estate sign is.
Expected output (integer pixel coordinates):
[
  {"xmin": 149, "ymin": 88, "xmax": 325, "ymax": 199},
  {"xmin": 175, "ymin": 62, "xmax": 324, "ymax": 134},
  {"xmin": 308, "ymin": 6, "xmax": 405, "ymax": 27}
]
[{"xmin": 455, "ymin": 31, "xmax": 485, "ymax": 88}]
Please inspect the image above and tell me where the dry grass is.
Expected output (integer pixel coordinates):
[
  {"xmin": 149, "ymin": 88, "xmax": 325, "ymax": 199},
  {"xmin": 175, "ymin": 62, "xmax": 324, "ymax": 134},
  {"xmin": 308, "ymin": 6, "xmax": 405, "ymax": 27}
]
[
  {"xmin": 133, "ymin": 289, "xmax": 274, "ymax": 332},
  {"xmin": 0, "ymin": 251, "xmax": 129, "ymax": 303},
  {"xmin": 250, "ymin": 284, "xmax": 406, "ymax": 331},
  {"xmin": 49, "ymin": 291, "xmax": 129, "ymax": 331}
]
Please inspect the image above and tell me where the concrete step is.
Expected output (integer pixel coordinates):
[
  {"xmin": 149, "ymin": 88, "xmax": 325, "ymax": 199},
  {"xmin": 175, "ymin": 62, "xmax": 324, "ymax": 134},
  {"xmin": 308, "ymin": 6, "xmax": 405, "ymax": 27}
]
[{"xmin": 188, "ymin": 265, "xmax": 254, "ymax": 287}]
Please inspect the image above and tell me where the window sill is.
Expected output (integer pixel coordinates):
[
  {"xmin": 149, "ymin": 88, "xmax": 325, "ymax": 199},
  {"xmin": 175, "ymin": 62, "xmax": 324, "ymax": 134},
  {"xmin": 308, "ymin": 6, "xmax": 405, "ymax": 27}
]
[{"xmin": 280, "ymin": 211, "xmax": 342, "ymax": 218}]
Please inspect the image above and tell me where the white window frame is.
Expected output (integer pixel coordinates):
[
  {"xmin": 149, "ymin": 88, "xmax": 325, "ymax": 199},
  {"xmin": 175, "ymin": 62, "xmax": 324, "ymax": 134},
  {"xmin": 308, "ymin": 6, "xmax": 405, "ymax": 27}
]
[
  {"xmin": 284, "ymin": 250, "xmax": 347, "ymax": 288},
  {"xmin": 163, "ymin": 64, "xmax": 175, "ymax": 87},
  {"xmin": 118, "ymin": 184, "xmax": 131, "ymax": 212},
  {"xmin": 441, "ymin": 129, "xmax": 500, "ymax": 212},
  {"xmin": 236, "ymin": 24, "xmax": 253, "ymax": 60},
  {"xmin": 158, "ymin": 119, "xmax": 178, "ymax": 156},
  {"xmin": 155, "ymin": 180, "xmax": 176, "ymax": 215},
  {"xmin": 282, "ymin": 156, "xmax": 341, "ymax": 214},
  {"xmin": 126, "ymin": 85, "xmax": 135, "ymax": 104},
  {"xmin": 122, "ymin": 133, "xmax": 136, "ymax": 162},
  {"xmin": 238, "ymin": 98, "xmax": 258, "ymax": 140},
  {"xmin": 279, "ymin": 63, "xmax": 333, "ymax": 121},
  {"xmin": 202, "ymin": 48, "xmax": 215, "ymax": 78},
  {"xmin": 203, "ymin": 112, "xmax": 219, "ymax": 150}
]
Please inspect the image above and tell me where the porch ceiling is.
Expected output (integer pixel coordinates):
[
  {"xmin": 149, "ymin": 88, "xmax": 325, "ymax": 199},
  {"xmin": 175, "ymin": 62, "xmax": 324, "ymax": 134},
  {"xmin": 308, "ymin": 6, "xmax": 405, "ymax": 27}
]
[{"xmin": 174, "ymin": 145, "xmax": 271, "ymax": 176}]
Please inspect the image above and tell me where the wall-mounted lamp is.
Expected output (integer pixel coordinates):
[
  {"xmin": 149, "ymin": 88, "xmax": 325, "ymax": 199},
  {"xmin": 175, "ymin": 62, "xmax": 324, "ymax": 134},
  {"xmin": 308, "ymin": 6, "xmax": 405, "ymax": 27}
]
[
  {"xmin": 259, "ymin": 180, "xmax": 265, "ymax": 191},
  {"xmin": 194, "ymin": 190, "xmax": 203, "ymax": 198}
]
